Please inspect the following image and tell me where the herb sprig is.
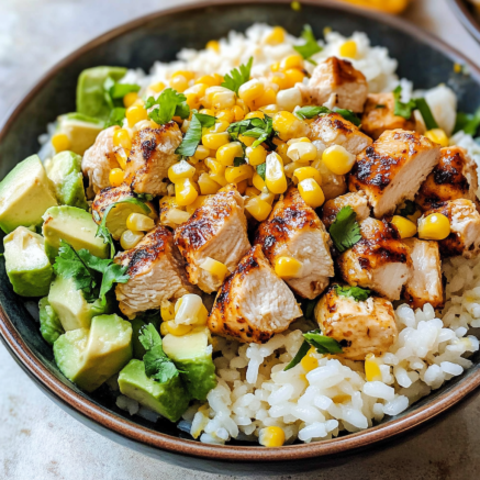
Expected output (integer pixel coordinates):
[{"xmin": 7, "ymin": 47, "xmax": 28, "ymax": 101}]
[
  {"xmin": 295, "ymin": 105, "xmax": 361, "ymax": 127},
  {"xmin": 227, "ymin": 115, "xmax": 275, "ymax": 149},
  {"xmin": 335, "ymin": 285, "xmax": 371, "ymax": 302},
  {"xmin": 145, "ymin": 88, "xmax": 190, "ymax": 125},
  {"xmin": 221, "ymin": 57, "xmax": 254, "ymax": 94},
  {"xmin": 328, "ymin": 206, "xmax": 361, "ymax": 253},
  {"xmin": 454, "ymin": 107, "xmax": 480, "ymax": 136},
  {"xmin": 392, "ymin": 86, "xmax": 439, "ymax": 130},
  {"xmin": 294, "ymin": 25, "xmax": 322, "ymax": 65},
  {"xmin": 176, "ymin": 112, "xmax": 216, "ymax": 157}
]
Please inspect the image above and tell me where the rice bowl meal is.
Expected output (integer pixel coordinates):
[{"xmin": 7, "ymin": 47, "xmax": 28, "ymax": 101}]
[{"xmin": 4, "ymin": 22, "xmax": 480, "ymax": 449}]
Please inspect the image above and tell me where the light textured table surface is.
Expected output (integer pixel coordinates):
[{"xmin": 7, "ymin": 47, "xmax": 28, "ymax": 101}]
[{"xmin": 2, "ymin": 1, "xmax": 480, "ymax": 479}]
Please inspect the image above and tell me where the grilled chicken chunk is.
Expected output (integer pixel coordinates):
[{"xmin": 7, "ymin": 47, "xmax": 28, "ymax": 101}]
[
  {"xmin": 321, "ymin": 191, "xmax": 370, "ymax": 229},
  {"xmin": 337, "ymin": 217, "xmax": 411, "ymax": 300},
  {"xmin": 175, "ymin": 186, "xmax": 251, "ymax": 294},
  {"xmin": 416, "ymin": 146, "xmax": 479, "ymax": 212},
  {"xmin": 361, "ymin": 93, "xmax": 416, "ymax": 140},
  {"xmin": 304, "ymin": 57, "xmax": 368, "ymax": 112},
  {"xmin": 421, "ymin": 199, "xmax": 480, "ymax": 259},
  {"xmin": 349, "ymin": 129, "xmax": 441, "ymax": 218},
  {"xmin": 314, "ymin": 285, "xmax": 397, "ymax": 361},
  {"xmin": 404, "ymin": 238, "xmax": 444, "ymax": 309},
  {"xmin": 82, "ymin": 126, "xmax": 121, "ymax": 197},
  {"xmin": 115, "ymin": 226, "xmax": 198, "ymax": 317},
  {"xmin": 208, "ymin": 245, "xmax": 303, "ymax": 343},
  {"xmin": 255, "ymin": 186, "xmax": 334, "ymax": 299},
  {"xmin": 125, "ymin": 121, "xmax": 182, "ymax": 197}
]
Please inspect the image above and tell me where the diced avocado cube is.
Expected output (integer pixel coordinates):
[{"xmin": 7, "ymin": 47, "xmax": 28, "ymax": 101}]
[
  {"xmin": 54, "ymin": 314, "xmax": 133, "ymax": 392},
  {"xmin": 42, "ymin": 206, "xmax": 109, "ymax": 261},
  {"xmin": 3, "ymin": 227, "xmax": 54, "ymax": 297},
  {"xmin": 163, "ymin": 326, "xmax": 217, "ymax": 401},
  {"xmin": 48, "ymin": 273, "xmax": 112, "ymax": 331},
  {"xmin": 45, "ymin": 151, "xmax": 88, "ymax": 210},
  {"xmin": 0, "ymin": 155, "xmax": 57, "ymax": 234},
  {"xmin": 76, "ymin": 66, "xmax": 127, "ymax": 121},
  {"xmin": 118, "ymin": 359, "xmax": 190, "ymax": 422},
  {"xmin": 39, "ymin": 297, "xmax": 64, "ymax": 345},
  {"xmin": 56, "ymin": 113, "xmax": 104, "ymax": 155}
]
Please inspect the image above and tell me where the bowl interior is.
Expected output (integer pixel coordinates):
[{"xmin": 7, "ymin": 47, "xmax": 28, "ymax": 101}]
[{"xmin": 1, "ymin": 0, "xmax": 480, "ymax": 463}]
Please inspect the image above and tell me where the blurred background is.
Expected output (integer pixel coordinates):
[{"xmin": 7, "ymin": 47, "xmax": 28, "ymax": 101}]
[{"xmin": 1, "ymin": 0, "xmax": 480, "ymax": 479}]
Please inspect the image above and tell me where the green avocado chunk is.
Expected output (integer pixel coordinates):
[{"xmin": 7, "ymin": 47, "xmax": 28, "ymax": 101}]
[
  {"xmin": 118, "ymin": 359, "xmax": 190, "ymax": 422},
  {"xmin": 0, "ymin": 155, "xmax": 57, "ymax": 234},
  {"xmin": 45, "ymin": 151, "xmax": 89, "ymax": 210},
  {"xmin": 163, "ymin": 326, "xmax": 217, "ymax": 401},
  {"xmin": 54, "ymin": 314, "xmax": 133, "ymax": 392},
  {"xmin": 3, "ymin": 227, "xmax": 54, "ymax": 297},
  {"xmin": 56, "ymin": 113, "xmax": 104, "ymax": 155},
  {"xmin": 38, "ymin": 297, "xmax": 64, "ymax": 345},
  {"xmin": 42, "ymin": 206, "xmax": 109, "ymax": 262},
  {"xmin": 76, "ymin": 66, "xmax": 127, "ymax": 121},
  {"xmin": 48, "ymin": 272, "xmax": 112, "ymax": 331}
]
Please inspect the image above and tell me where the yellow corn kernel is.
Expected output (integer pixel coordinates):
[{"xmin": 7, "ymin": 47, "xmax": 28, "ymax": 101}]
[
  {"xmin": 270, "ymin": 72, "xmax": 289, "ymax": 91},
  {"xmin": 165, "ymin": 208, "xmax": 191, "ymax": 226},
  {"xmin": 172, "ymin": 70, "xmax": 195, "ymax": 81},
  {"xmin": 192, "ymin": 146, "xmax": 209, "ymax": 162},
  {"xmin": 211, "ymin": 89, "xmax": 236, "ymax": 110},
  {"xmin": 339, "ymin": 39, "xmax": 358, "ymax": 59},
  {"xmin": 284, "ymin": 161, "xmax": 303, "ymax": 179},
  {"xmin": 199, "ymin": 108, "xmax": 215, "ymax": 116},
  {"xmin": 168, "ymin": 160, "xmax": 196, "ymax": 183},
  {"xmin": 252, "ymin": 172, "xmax": 267, "ymax": 191},
  {"xmin": 293, "ymin": 166, "xmax": 322, "ymax": 185},
  {"xmin": 126, "ymin": 105, "xmax": 148, "ymax": 127},
  {"xmin": 237, "ymin": 179, "xmax": 248, "ymax": 194},
  {"xmin": 176, "ymin": 178, "xmax": 199, "ymax": 206},
  {"xmin": 283, "ymin": 68, "xmax": 305, "ymax": 89},
  {"xmin": 195, "ymin": 304, "xmax": 209, "ymax": 326},
  {"xmin": 266, "ymin": 152, "xmax": 288, "ymax": 194},
  {"xmin": 185, "ymin": 92, "xmax": 200, "ymax": 110},
  {"xmin": 170, "ymin": 74, "xmax": 189, "ymax": 93},
  {"xmin": 245, "ymin": 110, "xmax": 265, "ymax": 120},
  {"xmin": 207, "ymin": 120, "xmax": 230, "ymax": 134},
  {"xmin": 115, "ymin": 152, "xmax": 127, "ymax": 170},
  {"xmin": 245, "ymin": 196, "xmax": 272, "ymax": 222},
  {"xmin": 233, "ymin": 105, "xmax": 245, "ymax": 121},
  {"xmin": 287, "ymin": 137, "xmax": 310, "ymax": 145},
  {"xmin": 205, "ymin": 157, "xmax": 226, "ymax": 175},
  {"xmin": 271, "ymin": 62, "xmax": 280, "ymax": 72},
  {"xmin": 206, "ymin": 40, "xmax": 220, "ymax": 52},
  {"xmin": 425, "ymin": 128, "xmax": 449, "ymax": 147},
  {"xmin": 273, "ymin": 111, "xmax": 304, "ymax": 141},
  {"xmin": 196, "ymin": 75, "xmax": 220, "ymax": 87},
  {"xmin": 199, "ymin": 257, "xmax": 229, "ymax": 281},
  {"xmin": 322, "ymin": 145, "xmax": 356, "ymax": 175},
  {"xmin": 126, "ymin": 213, "xmax": 155, "ymax": 232},
  {"xmin": 238, "ymin": 134, "xmax": 256, "ymax": 147},
  {"xmin": 418, "ymin": 213, "xmax": 451, "ymax": 240},
  {"xmin": 391, "ymin": 215, "xmax": 417, "ymax": 239},
  {"xmin": 123, "ymin": 92, "xmax": 139, "ymax": 108},
  {"xmin": 280, "ymin": 54, "xmax": 304, "ymax": 71},
  {"xmin": 259, "ymin": 103, "xmax": 280, "ymax": 116},
  {"xmin": 276, "ymin": 87, "xmax": 303, "ymax": 112},
  {"xmin": 161, "ymin": 301, "xmax": 175, "ymax": 321},
  {"xmin": 265, "ymin": 26, "xmax": 285, "ymax": 45},
  {"xmin": 259, "ymin": 426, "xmax": 285, "ymax": 448},
  {"xmin": 216, "ymin": 142, "xmax": 244, "ymax": 166},
  {"xmin": 260, "ymin": 190, "xmax": 275, "ymax": 205},
  {"xmin": 298, "ymin": 178, "xmax": 325, "ymax": 208},
  {"xmin": 165, "ymin": 320, "xmax": 192, "ymax": 336},
  {"xmin": 202, "ymin": 132, "xmax": 230, "ymax": 150},
  {"xmin": 120, "ymin": 229, "xmax": 144, "ymax": 250},
  {"xmin": 275, "ymin": 256, "xmax": 303, "ymax": 279},
  {"xmin": 287, "ymin": 142, "xmax": 318, "ymax": 163},
  {"xmin": 51, "ymin": 133, "xmax": 70, "ymax": 153},
  {"xmin": 365, "ymin": 353, "xmax": 382, "ymax": 382},
  {"xmin": 225, "ymin": 164, "xmax": 254, "ymax": 184},
  {"xmin": 160, "ymin": 322, "xmax": 169, "ymax": 336},
  {"xmin": 276, "ymin": 143, "xmax": 290, "ymax": 163},
  {"xmin": 216, "ymin": 109, "xmax": 235, "ymax": 123},
  {"xmin": 239, "ymin": 79, "xmax": 264, "ymax": 104},
  {"xmin": 198, "ymin": 173, "xmax": 221, "ymax": 195},
  {"xmin": 246, "ymin": 145, "xmax": 267, "ymax": 166},
  {"xmin": 301, "ymin": 347, "xmax": 319, "ymax": 372},
  {"xmin": 186, "ymin": 195, "xmax": 207, "ymax": 214},
  {"xmin": 209, "ymin": 173, "xmax": 228, "ymax": 187},
  {"xmin": 254, "ymin": 88, "xmax": 277, "ymax": 108},
  {"xmin": 109, "ymin": 168, "xmax": 125, "ymax": 187},
  {"xmin": 245, "ymin": 186, "xmax": 261, "ymax": 197},
  {"xmin": 149, "ymin": 81, "xmax": 166, "ymax": 93},
  {"xmin": 113, "ymin": 128, "xmax": 132, "ymax": 151}
]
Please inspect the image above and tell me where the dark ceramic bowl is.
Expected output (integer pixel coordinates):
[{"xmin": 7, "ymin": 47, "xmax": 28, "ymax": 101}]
[
  {"xmin": 448, "ymin": 0, "xmax": 480, "ymax": 44},
  {"xmin": 2, "ymin": 0, "xmax": 480, "ymax": 474}
]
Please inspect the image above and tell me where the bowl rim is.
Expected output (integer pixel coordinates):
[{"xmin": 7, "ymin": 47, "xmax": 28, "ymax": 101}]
[
  {"xmin": 447, "ymin": 0, "xmax": 480, "ymax": 44},
  {"xmin": 1, "ymin": 0, "xmax": 480, "ymax": 463}
]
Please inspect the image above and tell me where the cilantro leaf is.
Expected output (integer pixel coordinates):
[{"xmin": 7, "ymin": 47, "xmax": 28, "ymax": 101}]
[
  {"xmin": 329, "ymin": 206, "xmax": 361, "ymax": 253},
  {"xmin": 393, "ymin": 86, "xmax": 417, "ymax": 120},
  {"xmin": 228, "ymin": 115, "xmax": 275, "ymax": 149},
  {"xmin": 103, "ymin": 77, "xmax": 140, "ymax": 110},
  {"xmin": 145, "ymin": 88, "xmax": 190, "ymax": 125},
  {"xmin": 454, "ymin": 107, "xmax": 480, "ymax": 136},
  {"xmin": 295, "ymin": 105, "xmax": 360, "ymax": 126},
  {"xmin": 284, "ymin": 340, "xmax": 311, "ymax": 371},
  {"xmin": 333, "ymin": 108, "xmax": 361, "ymax": 127},
  {"xmin": 176, "ymin": 112, "xmax": 216, "ymax": 157},
  {"xmin": 293, "ymin": 25, "xmax": 322, "ymax": 65},
  {"xmin": 303, "ymin": 298, "xmax": 317, "ymax": 320},
  {"xmin": 256, "ymin": 163, "xmax": 266, "ymax": 180},
  {"xmin": 105, "ymin": 107, "xmax": 126, "ymax": 128},
  {"xmin": 335, "ymin": 285, "xmax": 371, "ymax": 302},
  {"xmin": 399, "ymin": 199, "xmax": 417, "ymax": 218},
  {"xmin": 234, "ymin": 156, "xmax": 246, "ymax": 167},
  {"xmin": 414, "ymin": 97, "xmax": 439, "ymax": 131},
  {"xmin": 221, "ymin": 57, "xmax": 253, "ymax": 94}
]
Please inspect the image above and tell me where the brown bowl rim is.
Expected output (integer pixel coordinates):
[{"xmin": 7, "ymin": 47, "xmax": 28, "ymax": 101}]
[
  {"xmin": 1, "ymin": 0, "xmax": 480, "ymax": 462},
  {"xmin": 447, "ymin": 0, "xmax": 480, "ymax": 44}
]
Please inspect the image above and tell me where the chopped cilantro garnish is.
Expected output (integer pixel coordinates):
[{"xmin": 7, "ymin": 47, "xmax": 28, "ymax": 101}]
[
  {"xmin": 333, "ymin": 107, "xmax": 361, "ymax": 127},
  {"xmin": 393, "ymin": 86, "xmax": 417, "ymax": 120},
  {"xmin": 105, "ymin": 107, "xmax": 126, "ymax": 128},
  {"xmin": 176, "ymin": 112, "xmax": 216, "ymax": 157},
  {"xmin": 221, "ymin": 57, "xmax": 253, "ymax": 94},
  {"xmin": 228, "ymin": 115, "xmax": 275, "ymax": 149},
  {"xmin": 295, "ymin": 105, "xmax": 361, "ymax": 126},
  {"xmin": 335, "ymin": 285, "xmax": 371, "ymax": 302},
  {"xmin": 145, "ymin": 88, "xmax": 190, "ymax": 125},
  {"xmin": 329, "ymin": 206, "xmax": 361, "ymax": 253},
  {"xmin": 414, "ymin": 97, "xmax": 439, "ymax": 130},
  {"xmin": 256, "ymin": 163, "xmax": 267, "ymax": 180},
  {"xmin": 293, "ymin": 25, "xmax": 322, "ymax": 65},
  {"xmin": 454, "ymin": 107, "xmax": 480, "ymax": 136},
  {"xmin": 284, "ymin": 341, "xmax": 310, "ymax": 371},
  {"xmin": 399, "ymin": 200, "xmax": 417, "ymax": 218},
  {"xmin": 103, "ymin": 77, "xmax": 140, "ymax": 111},
  {"xmin": 233, "ymin": 156, "xmax": 246, "ymax": 167}
]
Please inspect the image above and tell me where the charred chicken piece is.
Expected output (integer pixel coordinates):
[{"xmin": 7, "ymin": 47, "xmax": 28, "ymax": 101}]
[{"xmin": 322, "ymin": 191, "xmax": 370, "ymax": 229}]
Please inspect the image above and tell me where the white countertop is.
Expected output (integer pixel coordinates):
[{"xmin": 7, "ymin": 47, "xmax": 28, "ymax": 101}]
[{"xmin": 2, "ymin": 1, "xmax": 480, "ymax": 478}]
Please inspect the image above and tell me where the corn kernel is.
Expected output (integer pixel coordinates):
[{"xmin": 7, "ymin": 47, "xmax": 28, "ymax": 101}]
[
  {"xmin": 195, "ymin": 304, "xmax": 209, "ymax": 326},
  {"xmin": 126, "ymin": 213, "xmax": 155, "ymax": 232},
  {"xmin": 266, "ymin": 152, "xmax": 288, "ymax": 194},
  {"xmin": 209, "ymin": 173, "xmax": 228, "ymax": 187},
  {"xmin": 176, "ymin": 178, "xmax": 199, "ymax": 206},
  {"xmin": 238, "ymin": 134, "xmax": 256, "ymax": 147},
  {"xmin": 186, "ymin": 195, "xmax": 207, "ymax": 214},
  {"xmin": 275, "ymin": 256, "xmax": 303, "ymax": 279},
  {"xmin": 239, "ymin": 80, "xmax": 264, "ymax": 104},
  {"xmin": 115, "ymin": 152, "xmax": 127, "ymax": 170},
  {"xmin": 207, "ymin": 120, "xmax": 230, "ymax": 134},
  {"xmin": 165, "ymin": 208, "xmax": 191, "ymax": 225},
  {"xmin": 160, "ymin": 322, "xmax": 169, "ymax": 336},
  {"xmin": 123, "ymin": 92, "xmax": 139, "ymax": 108},
  {"xmin": 252, "ymin": 172, "xmax": 267, "ymax": 191},
  {"xmin": 276, "ymin": 87, "xmax": 302, "ymax": 112},
  {"xmin": 287, "ymin": 137, "xmax": 311, "ymax": 145},
  {"xmin": 276, "ymin": 143, "xmax": 290, "ymax": 163},
  {"xmin": 168, "ymin": 160, "xmax": 196, "ymax": 183},
  {"xmin": 212, "ymin": 90, "xmax": 236, "ymax": 110},
  {"xmin": 391, "ymin": 215, "xmax": 417, "ymax": 239},
  {"xmin": 202, "ymin": 132, "xmax": 230, "ymax": 150},
  {"xmin": 246, "ymin": 145, "xmax": 267, "ymax": 166},
  {"xmin": 259, "ymin": 426, "xmax": 285, "ymax": 448},
  {"xmin": 265, "ymin": 26, "xmax": 285, "ymax": 45},
  {"xmin": 113, "ymin": 128, "xmax": 132, "ymax": 151},
  {"xmin": 175, "ymin": 294, "xmax": 204, "ymax": 325},
  {"xmin": 259, "ymin": 104, "xmax": 280, "ymax": 116},
  {"xmin": 283, "ymin": 68, "xmax": 305, "ymax": 89},
  {"xmin": 425, "ymin": 128, "xmax": 449, "ymax": 147},
  {"xmin": 51, "ymin": 133, "xmax": 70, "ymax": 153},
  {"xmin": 322, "ymin": 145, "xmax": 356, "ymax": 175},
  {"xmin": 245, "ymin": 110, "xmax": 265, "ymax": 120},
  {"xmin": 301, "ymin": 347, "xmax": 319, "ymax": 372},
  {"xmin": 245, "ymin": 186, "xmax": 261, "ymax": 197},
  {"xmin": 193, "ymin": 145, "xmax": 210, "ymax": 161},
  {"xmin": 172, "ymin": 70, "xmax": 195, "ymax": 81},
  {"xmin": 166, "ymin": 320, "xmax": 192, "ymax": 336},
  {"xmin": 170, "ymin": 74, "xmax": 189, "ymax": 93},
  {"xmin": 298, "ymin": 178, "xmax": 325, "ymax": 208},
  {"xmin": 198, "ymin": 173, "xmax": 221, "ymax": 194},
  {"xmin": 199, "ymin": 257, "xmax": 229, "ymax": 281},
  {"xmin": 260, "ymin": 191, "xmax": 275, "ymax": 205},
  {"xmin": 199, "ymin": 108, "xmax": 215, "ymax": 116},
  {"xmin": 206, "ymin": 40, "xmax": 220, "ymax": 52},
  {"xmin": 270, "ymin": 72, "xmax": 289, "ymax": 91},
  {"xmin": 109, "ymin": 168, "xmax": 124, "ymax": 187},
  {"xmin": 205, "ymin": 157, "xmax": 226, "ymax": 175},
  {"xmin": 216, "ymin": 109, "xmax": 235, "ymax": 123},
  {"xmin": 126, "ymin": 105, "xmax": 148, "ymax": 127},
  {"xmin": 365, "ymin": 353, "xmax": 382, "ymax": 382},
  {"xmin": 254, "ymin": 88, "xmax": 277, "ymax": 108},
  {"xmin": 339, "ymin": 39, "xmax": 358, "ymax": 59},
  {"xmin": 273, "ymin": 111, "xmax": 306, "ymax": 141},
  {"xmin": 237, "ymin": 179, "xmax": 248, "ymax": 194},
  {"xmin": 149, "ymin": 81, "xmax": 166, "ymax": 93},
  {"xmin": 120, "ymin": 229, "xmax": 144, "ymax": 250},
  {"xmin": 225, "ymin": 164, "xmax": 254, "ymax": 184},
  {"xmin": 233, "ymin": 105, "xmax": 245, "ymax": 121},
  {"xmin": 418, "ymin": 213, "xmax": 451, "ymax": 240},
  {"xmin": 216, "ymin": 142, "xmax": 244, "ymax": 166},
  {"xmin": 196, "ymin": 75, "xmax": 220, "ymax": 87},
  {"xmin": 293, "ymin": 166, "xmax": 322, "ymax": 185},
  {"xmin": 161, "ymin": 301, "xmax": 175, "ymax": 321},
  {"xmin": 245, "ymin": 196, "xmax": 272, "ymax": 222},
  {"xmin": 280, "ymin": 54, "xmax": 304, "ymax": 71},
  {"xmin": 287, "ymin": 142, "xmax": 318, "ymax": 163}
]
